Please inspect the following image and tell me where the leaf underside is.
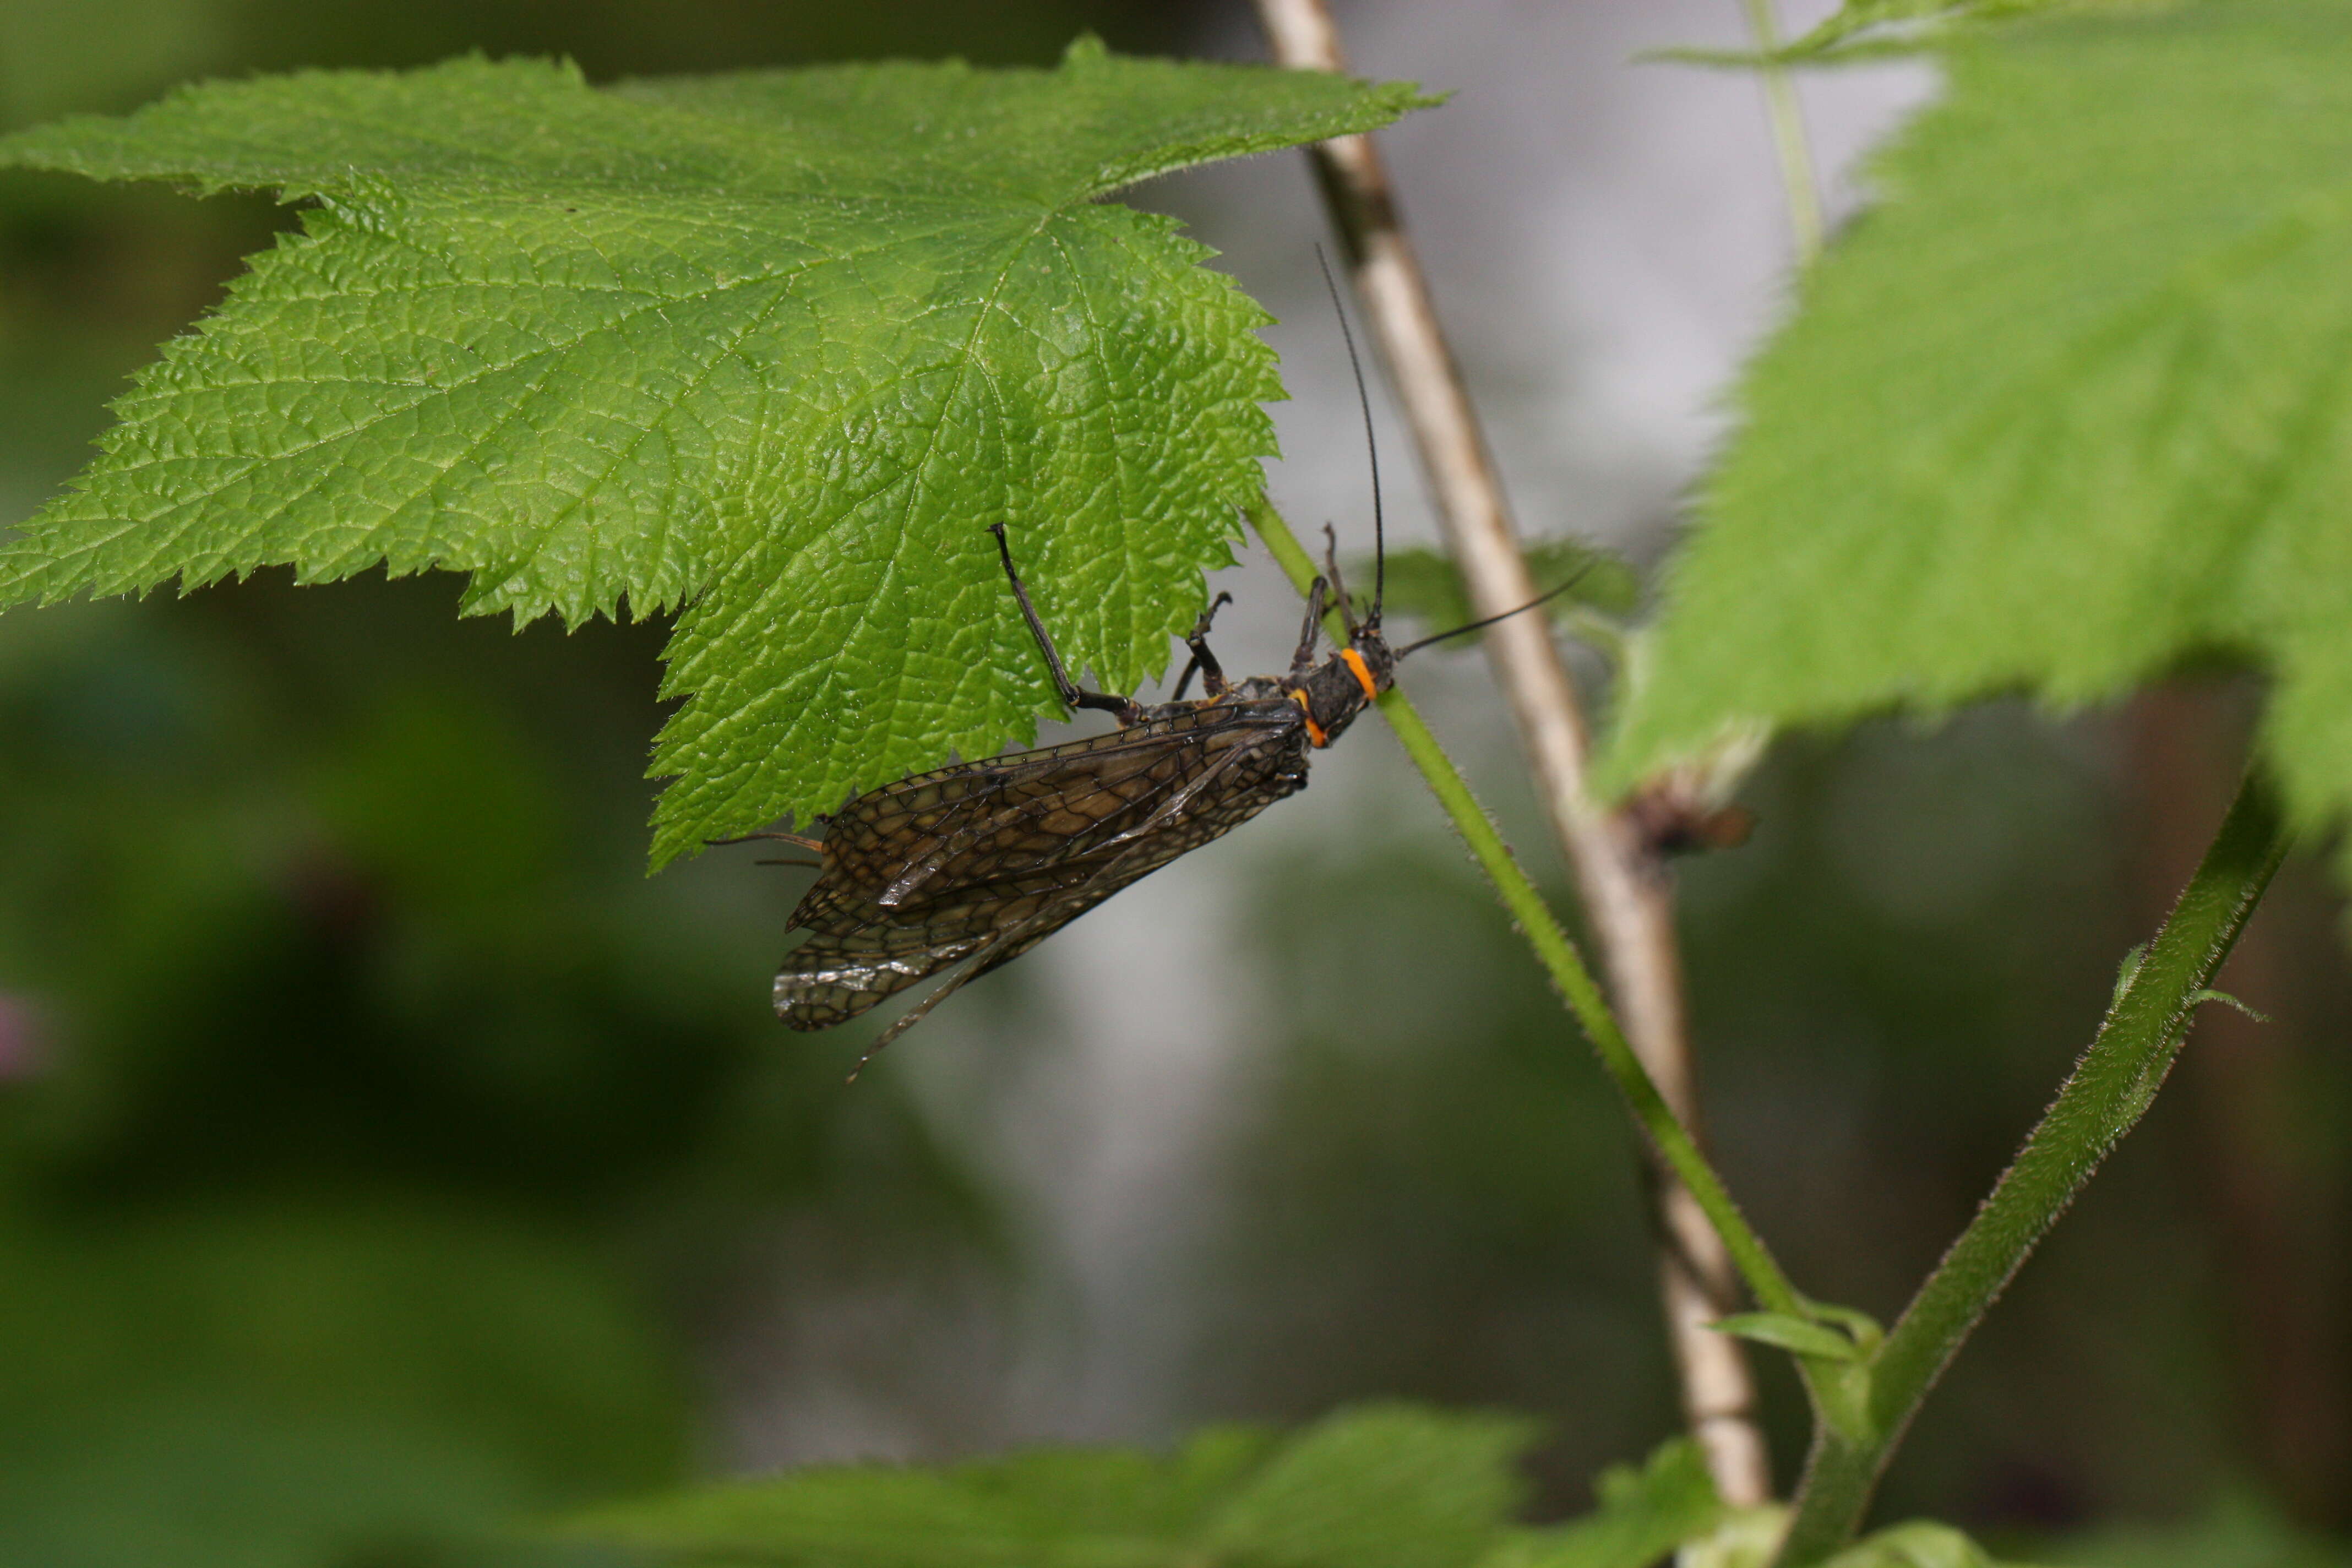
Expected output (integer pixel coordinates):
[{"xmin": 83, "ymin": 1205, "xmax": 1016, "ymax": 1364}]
[
  {"xmin": 0, "ymin": 45, "xmax": 1432, "ymax": 862},
  {"xmin": 1604, "ymin": 0, "xmax": 2352, "ymax": 881}
]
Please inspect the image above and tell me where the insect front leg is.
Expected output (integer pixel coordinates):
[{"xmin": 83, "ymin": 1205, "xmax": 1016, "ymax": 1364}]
[
  {"xmin": 1321, "ymin": 524, "xmax": 1362, "ymax": 640},
  {"xmin": 1172, "ymin": 591, "xmax": 1235, "ymax": 700},
  {"xmin": 990, "ymin": 522, "xmax": 1141, "ymax": 723},
  {"xmin": 1288, "ymin": 575, "xmax": 1329, "ymax": 680}
]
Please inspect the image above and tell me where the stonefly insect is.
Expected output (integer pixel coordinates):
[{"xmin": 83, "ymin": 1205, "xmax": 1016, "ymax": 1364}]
[{"xmin": 756, "ymin": 270, "xmax": 1580, "ymax": 1078}]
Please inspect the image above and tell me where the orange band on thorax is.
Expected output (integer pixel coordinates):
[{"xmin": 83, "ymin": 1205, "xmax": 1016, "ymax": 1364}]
[
  {"xmin": 1289, "ymin": 687, "xmax": 1329, "ymax": 748},
  {"xmin": 1339, "ymin": 647, "xmax": 1380, "ymax": 701}
]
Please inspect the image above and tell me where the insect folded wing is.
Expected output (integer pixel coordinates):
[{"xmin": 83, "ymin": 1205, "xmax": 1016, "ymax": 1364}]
[
  {"xmin": 765, "ymin": 262, "xmax": 1411, "ymax": 1065},
  {"xmin": 772, "ymin": 704, "xmax": 1310, "ymax": 1041}
]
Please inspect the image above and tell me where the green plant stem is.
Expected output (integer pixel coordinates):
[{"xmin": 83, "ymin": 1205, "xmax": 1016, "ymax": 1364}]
[
  {"xmin": 1740, "ymin": 0, "xmax": 1825, "ymax": 266},
  {"xmin": 1249, "ymin": 498, "xmax": 1803, "ymax": 1321},
  {"xmin": 1773, "ymin": 766, "xmax": 2293, "ymax": 1566}
]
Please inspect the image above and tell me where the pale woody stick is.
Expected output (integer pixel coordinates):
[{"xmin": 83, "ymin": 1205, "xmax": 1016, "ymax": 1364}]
[{"xmin": 1249, "ymin": 0, "xmax": 1772, "ymax": 1506}]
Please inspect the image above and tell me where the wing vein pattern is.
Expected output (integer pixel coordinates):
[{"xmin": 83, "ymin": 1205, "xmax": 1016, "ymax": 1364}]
[{"xmin": 773, "ymin": 699, "xmax": 1309, "ymax": 1031}]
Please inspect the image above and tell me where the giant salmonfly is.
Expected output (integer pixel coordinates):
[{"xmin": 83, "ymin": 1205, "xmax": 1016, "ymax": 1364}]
[{"xmin": 748, "ymin": 262, "xmax": 1578, "ymax": 1077}]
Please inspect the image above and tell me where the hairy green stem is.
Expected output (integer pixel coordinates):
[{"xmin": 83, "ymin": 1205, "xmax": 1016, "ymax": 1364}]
[
  {"xmin": 1740, "ymin": 0, "xmax": 1825, "ymax": 266},
  {"xmin": 1249, "ymin": 498, "xmax": 1803, "ymax": 1321},
  {"xmin": 1773, "ymin": 767, "xmax": 2292, "ymax": 1565}
]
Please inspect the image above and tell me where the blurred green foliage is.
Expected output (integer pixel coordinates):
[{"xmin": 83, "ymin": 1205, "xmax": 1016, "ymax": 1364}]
[
  {"xmin": 1487, "ymin": 1440, "xmax": 1731, "ymax": 1568},
  {"xmin": 573, "ymin": 1404, "xmax": 1539, "ymax": 1568},
  {"xmin": 1607, "ymin": 0, "xmax": 2352, "ymax": 895},
  {"xmin": 2043, "ymin": 1496, "xmax": 2352, "ymax": 1568},
  {"xmin": 1, "ymin": 1, "xmax": 2349, "ymax": 1566},
  {"xmin": 0, "ymin": 0, "xmax": 1171, "ymax": 1561},
  {"xmin": 1371, "ymin": 542, "xmax": 1640, "ymax": 638},
  {"xmin": 0, "ymin": 559, "xmax": 1003, "ymax": 1561},
  {"xmin": 1198, "ymin": 698, "xmax": 2352, "ymax": 1548}
]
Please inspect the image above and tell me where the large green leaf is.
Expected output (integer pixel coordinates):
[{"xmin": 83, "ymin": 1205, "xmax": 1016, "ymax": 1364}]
[
  {"xmin": 567, "ymin": 1404, "xmax": 1536, "ymax": 1568},
  {"xmin": 1601, "ymin": 1, "xmax": 2352, "ymax": 872},
  {"xmin": 0, "ymin": 45, "xmax": 1431, "ymax": 861}
]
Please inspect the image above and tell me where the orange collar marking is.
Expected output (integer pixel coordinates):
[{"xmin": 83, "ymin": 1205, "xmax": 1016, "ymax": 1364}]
[
  {"xmin": 1340, "ymin": 647, "xmax": 1380, "ymax": 701},
  {"xmin": 1289, "ymin": 687, "xmax": 1330, "ymax": 748}
]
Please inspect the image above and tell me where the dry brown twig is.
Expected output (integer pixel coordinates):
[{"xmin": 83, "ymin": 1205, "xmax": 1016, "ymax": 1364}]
[{"xmin": 1248, "ymin": 0, "xmax": 1773, "ymax": 1506}]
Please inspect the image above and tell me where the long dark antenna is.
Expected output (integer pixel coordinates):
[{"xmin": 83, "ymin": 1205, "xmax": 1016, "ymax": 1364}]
[
  {"xmin": 1393, "ymin": 562, "xmax": 1596, "ymax": 660},
  {"xmin": 1313, "ymin": 243, "xmax": 1383, "ymax": 624}
]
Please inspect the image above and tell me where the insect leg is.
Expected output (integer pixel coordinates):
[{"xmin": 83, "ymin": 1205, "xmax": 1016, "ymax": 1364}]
[
  {"xmin": 989, "ymin": 522, "xmax": 1140, "ymax": 722},
  {"xmin": 1321, "ymin": 524, "xmax": 1361, "ymax": 639},
  {"xmin": 709, "ymin": 829, "xmax": 827, "ymax": 852},
  {"xmin": 1172, "ymin": 591, "xmax": 1235, "ymax": 700},
  {"xmin": 1289, "ymin": 575, "xmax": 1329, "ymax": 678}
]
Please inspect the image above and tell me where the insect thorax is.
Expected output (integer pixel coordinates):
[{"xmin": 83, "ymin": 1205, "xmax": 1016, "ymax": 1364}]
[{"xmin": 1284, "ymin": 635, "xmax": 1396, "ymax": 748}]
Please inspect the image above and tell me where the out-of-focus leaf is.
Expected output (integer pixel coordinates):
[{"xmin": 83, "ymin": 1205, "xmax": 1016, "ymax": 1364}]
[
  {"xmin": 1799, "ymin": 1300, "xmax": 1886, "ymax": 1355},
  {"xmin": 1711, "ymin": 1312, "xmax": 1863, "ymax": 1361},
  {"xmin": 1603, "ymin": 2, "xmax": 2352, "ymax": 898},
  {"xmin": 1477, "ymin": 1439, "xmax": 1722, "ymax": 1568},
  {"xmin": 1649, "ymin": 0, "xmax": 2117, "ymax": 66},
  {"xmin": 570, "ymin": 1404, "xmax": 1538, "ymax": 1568},
  {"xmin": 1826, "ymin": 1520, "xmax": 2048, "ymax": 1568},
  {"xmin": 572, "ymin": 1431, "xmax": 1268, "ymax": 1568},
  {"xmin": 1370, "ymin": 541, "xmax": 1638, "ymax": 643},
  {"xmin": 1678, "ymin": 1506, "xmax": 1792, "ymax": 1568},
  {"xmin": 0, "ymin": 0, "xmax": 225, "ymax": 128},
  {"xmin": 2039, "ymin": 1493, "xmax": 2352, "ymax": 1566},
  {"xmin": 1204, "ymin": 1404, "xmax": 1538, "ymax": 1568},
  {"xmin": 0, "ymin": 1198, "xmax": 686, "ymax": 1568},
  {"xmin": 0, "ymin": 46, "xmax": 1433, "ymax": 862}
]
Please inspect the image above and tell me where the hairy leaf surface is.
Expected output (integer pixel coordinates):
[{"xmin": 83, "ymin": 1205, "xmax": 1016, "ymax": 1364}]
[{"xmin": 0, "ymin": 45, "xmax": 1430, "ymax": 860}]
